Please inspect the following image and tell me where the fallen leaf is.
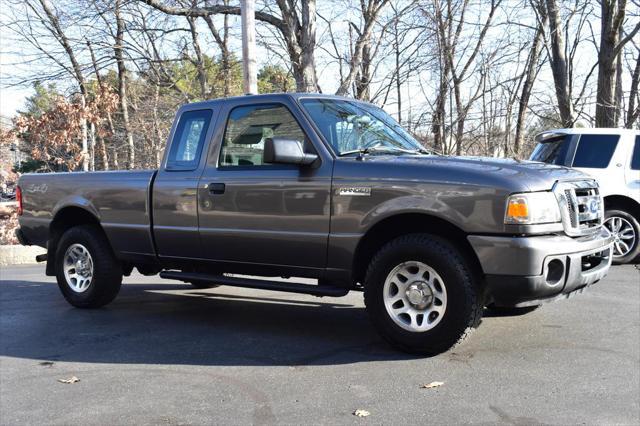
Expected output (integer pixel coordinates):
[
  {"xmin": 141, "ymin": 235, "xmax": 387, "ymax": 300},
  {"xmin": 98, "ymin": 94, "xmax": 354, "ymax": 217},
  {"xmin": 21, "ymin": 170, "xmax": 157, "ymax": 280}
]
[
  {"xmin": 421, "ymin": 381, "xmax": 444, "ymax": 389},
  {"xmin": 353, "ymin": 409, "xmax": 370, "ymax": 418},
  {"xmin": 58, "ymin": 376, "xmax": 80, "ymax": 384}
]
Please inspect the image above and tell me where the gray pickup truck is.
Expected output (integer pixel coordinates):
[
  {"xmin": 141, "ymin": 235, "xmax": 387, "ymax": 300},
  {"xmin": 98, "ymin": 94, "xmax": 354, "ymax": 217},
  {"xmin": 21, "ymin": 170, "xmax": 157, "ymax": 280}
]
[{"xmin": 17, "ymin": 94, "xmax": 614, "ymax": 355}]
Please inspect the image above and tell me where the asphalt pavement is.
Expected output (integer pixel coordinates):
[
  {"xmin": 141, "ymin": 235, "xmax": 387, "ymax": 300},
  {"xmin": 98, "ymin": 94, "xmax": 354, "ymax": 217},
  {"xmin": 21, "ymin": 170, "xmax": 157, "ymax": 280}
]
[{"xmin": 1, "ymin": 264, "xmax": 639, "ymax": 425}]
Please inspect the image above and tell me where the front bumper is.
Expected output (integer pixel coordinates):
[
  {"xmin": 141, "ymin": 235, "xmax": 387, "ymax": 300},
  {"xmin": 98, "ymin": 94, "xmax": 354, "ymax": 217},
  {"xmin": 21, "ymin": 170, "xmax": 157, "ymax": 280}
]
[{"xmin": 468, "ymin": 228, "xmax": 614, "ymax": 307}]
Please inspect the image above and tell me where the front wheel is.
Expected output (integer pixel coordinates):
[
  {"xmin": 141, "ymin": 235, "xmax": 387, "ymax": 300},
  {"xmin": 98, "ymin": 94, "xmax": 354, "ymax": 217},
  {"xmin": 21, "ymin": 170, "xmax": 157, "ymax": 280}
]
[
  {"xmin": 55, "ymin": 225, "xmax": 123, "ymax": 308},
  {"xmin": 364, "ymin": 234, "xmax": 483, "ymax": 355},
  {"xmin": 604, "ymin": 209, "xmax": 640, "ymax": 264}
]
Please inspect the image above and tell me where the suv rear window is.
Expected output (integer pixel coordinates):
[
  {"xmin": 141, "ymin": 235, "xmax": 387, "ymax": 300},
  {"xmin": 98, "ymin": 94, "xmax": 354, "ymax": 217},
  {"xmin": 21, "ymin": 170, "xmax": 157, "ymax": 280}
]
[
  {"xmin": 572, "ymin": 134, "xmax": 619, "ymax": 169},
  {"xmin": 529, "ymin": 136, "xmax": 572, "ymax": 165},
  {"xmin": 631, "ymin": 135, "xmax": 640, "ymax": 170}
]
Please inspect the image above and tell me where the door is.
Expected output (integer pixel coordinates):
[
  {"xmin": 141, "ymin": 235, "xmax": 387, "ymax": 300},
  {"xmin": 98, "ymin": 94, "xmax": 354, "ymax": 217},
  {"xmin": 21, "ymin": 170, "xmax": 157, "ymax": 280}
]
[
  {"xmin": 153, "ymin": 106, "xmax": 218, "ymax": 259},
  {"xmin": 197, "ymin": 99, "xmax": 333, "ymax": 270}
]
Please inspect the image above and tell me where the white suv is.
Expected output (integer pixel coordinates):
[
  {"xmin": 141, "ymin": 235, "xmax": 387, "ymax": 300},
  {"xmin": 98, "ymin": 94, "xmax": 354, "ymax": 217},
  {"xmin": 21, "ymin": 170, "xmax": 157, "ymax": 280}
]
[{"xmin": 530, "ymin": 128, "xmax": 640, "ymax": 264}]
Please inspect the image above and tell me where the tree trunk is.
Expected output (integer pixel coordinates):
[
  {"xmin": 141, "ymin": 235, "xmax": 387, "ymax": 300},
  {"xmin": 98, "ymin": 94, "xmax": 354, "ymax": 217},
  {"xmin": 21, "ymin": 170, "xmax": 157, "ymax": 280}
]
[
  {"xmin": 98, "ymin": 136, "xmax": 109, "ymax": 171},
  {"xmin": 202, "ymin": 2, "xmax": 231, "ymax": 96},
  {"xmin": 355, "ymin": 43, "xmax": 372, "ymax": 101},
  {"xmin": 90, "ymin": 122, "xmax": 96, "ymax": 171},
  {"xmin": 79, "ymin": 95, "xmax": 89, "ymax": 171},
  {"xmin": 115, "ymin": 0, "xmax": 135, "ymax": 169},
  {"xmin": 187, "ymin": 16, "xmax": 208, "ymax": 98},
  {"xmin": 596, "ymin": 0, "xmax": 624, "ymax": 127},
  {"xmin": 152, "ymin": 84, "xmax": 163, "ymax": 167},
  {"xmin": 86, "ymin": 40, "xmax": 109, "ymax": 171},
  {"xmin": 394, "ymin": 17, "xmax": 402, "ymax": 123},
  {"xmin": 614, "ymin": 38, "xmax": 623, "ymax": 126},
  {"xmin": 453, "ymin": 83, "xmax": 464, "ymax": 156},
  {"xmin": 515, "ymin": 23, "xmax": 544, "ymax": 157},
  {"xmin": 544, "ymin": 0, "xmax": 574, "ymax": 127},
  {"xmin": 626, "ymin": 50, "xmax": 640, "ymax": 128}
]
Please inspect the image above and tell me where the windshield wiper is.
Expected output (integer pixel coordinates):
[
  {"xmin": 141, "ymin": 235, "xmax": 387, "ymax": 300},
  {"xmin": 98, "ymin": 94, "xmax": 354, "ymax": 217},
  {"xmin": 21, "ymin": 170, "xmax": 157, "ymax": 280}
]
[
  {"xmin": 338, "ymin": 146, "xmax": 432, "ymax": 157},
  {"xmin": 338, "ymin": 147, "xmax": 395, "ymax": 157}
]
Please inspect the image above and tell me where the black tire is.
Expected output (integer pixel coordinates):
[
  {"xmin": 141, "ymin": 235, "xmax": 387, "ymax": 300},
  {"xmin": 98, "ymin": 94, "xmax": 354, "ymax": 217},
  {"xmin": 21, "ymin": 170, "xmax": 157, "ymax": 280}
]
[
  {"xmin": 188, "ymin": 280, "xmax": 219, "ymax": 289},
  {"xmin": 55, "ymin": 225, "xmax": 123, "ymax": 308},
  {"xmin": 364, "ymin": 234, "xmax": 483, "ymax": 355},
  {"xmin": 604, "ymin": 209, "xmax": 640, "ymax": 265},
  {"xmin": 485, "ymin": 304, "xmax": 540, "ymax": 316}
]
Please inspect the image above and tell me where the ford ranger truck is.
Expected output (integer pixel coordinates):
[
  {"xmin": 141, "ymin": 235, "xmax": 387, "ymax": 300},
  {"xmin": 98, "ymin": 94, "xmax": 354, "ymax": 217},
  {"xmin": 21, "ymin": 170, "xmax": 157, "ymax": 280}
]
[{"xmin": 16, "ymin": 94, "xmax": 614, "ymax": 355}]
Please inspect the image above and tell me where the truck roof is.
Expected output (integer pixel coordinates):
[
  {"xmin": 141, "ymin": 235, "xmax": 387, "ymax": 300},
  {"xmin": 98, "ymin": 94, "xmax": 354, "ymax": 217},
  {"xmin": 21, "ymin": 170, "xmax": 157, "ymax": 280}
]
[{"xmin": 181, "ymin": 92, "xmax": 367, "ymax": 110}]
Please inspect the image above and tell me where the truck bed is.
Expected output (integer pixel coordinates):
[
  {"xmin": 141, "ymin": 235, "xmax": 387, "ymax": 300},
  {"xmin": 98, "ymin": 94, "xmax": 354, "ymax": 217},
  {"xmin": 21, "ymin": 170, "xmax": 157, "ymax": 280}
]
[{"xmin": 19, "ymin": 170, "xmax": 157, "ymax": 259}]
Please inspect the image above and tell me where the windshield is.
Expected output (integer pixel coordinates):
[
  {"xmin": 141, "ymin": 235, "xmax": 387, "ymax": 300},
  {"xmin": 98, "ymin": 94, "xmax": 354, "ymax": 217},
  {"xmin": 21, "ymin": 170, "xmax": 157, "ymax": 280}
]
[
  {"xmin": 529, "ymin": 136, "xmax": 572, "ymax": 165},
  {"xmin": 300, "ymin": 98, "xmax": 425, "ymax": 156}
]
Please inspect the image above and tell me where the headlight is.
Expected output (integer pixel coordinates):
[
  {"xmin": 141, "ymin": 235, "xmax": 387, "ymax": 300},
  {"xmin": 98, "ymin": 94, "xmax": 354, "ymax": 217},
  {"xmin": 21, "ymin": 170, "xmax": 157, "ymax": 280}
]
[{"xmin": 504, "ymin": 192, "xmax": 561, "ymax": 225}]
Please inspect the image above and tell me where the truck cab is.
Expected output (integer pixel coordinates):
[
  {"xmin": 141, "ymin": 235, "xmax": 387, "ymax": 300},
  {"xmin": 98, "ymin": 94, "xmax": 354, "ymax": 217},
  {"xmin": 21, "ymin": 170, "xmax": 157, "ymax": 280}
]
[{"xmin": 530, "ymin": 128, "xmax": 640, "ymax": 263}]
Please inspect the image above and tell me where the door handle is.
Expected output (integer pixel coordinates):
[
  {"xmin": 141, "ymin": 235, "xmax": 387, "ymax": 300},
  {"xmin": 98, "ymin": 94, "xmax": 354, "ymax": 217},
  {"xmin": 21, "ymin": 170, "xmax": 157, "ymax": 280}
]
[{"xmin": 208, "ymin": 183, "xmax": 226, "ymax": 195}]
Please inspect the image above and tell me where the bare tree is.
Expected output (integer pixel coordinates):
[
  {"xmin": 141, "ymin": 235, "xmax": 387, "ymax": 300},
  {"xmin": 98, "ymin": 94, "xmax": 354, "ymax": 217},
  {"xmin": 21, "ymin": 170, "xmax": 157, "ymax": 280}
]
[
  {"xmin": 28, "ymin": 0, "xmax": 90, "ymax": 170},
  {"xmin": 625, "ymin": 43, "xmax": 640, "ymax": 128},
  {"xmin": 538, "ymin": 0, "xmax": 574, "ymax": 127},
  {"xmin": 595, "ymin": 0, "xmax": 640, "ymax": 127},
  {"xmin": 139, "ymin": 0, "xmax": 319, "ymax": 92},
  {"xmin": 186, "ymin": 13, "xmax": 209, "ymax": 98},
  {"xmin": 335, "ymin": 0, "xmax": 390, "ymax": 96},
  {"xmin": 514, "ymin": 16, "xmax": 546, "ymax": 156},
  {"xmin": 202, "ymin": 0, "xmax": 232, "ymax": 96},
  {"xmin": 112, "ymin": 0, "xmax": 136, "ymax": 168},
  {"xmin": 426, "ymin": 0, "xmax": 503, "ymax": 154}
]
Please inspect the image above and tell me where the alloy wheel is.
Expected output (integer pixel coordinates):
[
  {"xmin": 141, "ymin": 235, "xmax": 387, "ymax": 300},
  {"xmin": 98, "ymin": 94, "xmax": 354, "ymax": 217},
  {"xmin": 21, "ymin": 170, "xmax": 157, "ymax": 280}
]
[
  {"xmin": 63, "ymin": 243, "xmax": 94, "ymax": 293},
  {"xmin": 383, "ymin": 261, "xmax": 447, "ymax": 332},
  {"xmin": 604, "ymin": 216, "xmax": 636, "ymax": 258}
]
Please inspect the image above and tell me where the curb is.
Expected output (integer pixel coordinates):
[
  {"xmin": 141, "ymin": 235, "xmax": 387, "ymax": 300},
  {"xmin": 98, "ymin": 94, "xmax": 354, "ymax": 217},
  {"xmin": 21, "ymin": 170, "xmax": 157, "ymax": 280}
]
[{"xmin": 0, "ymin": 245, "xmax": 46, "ymax": 266}]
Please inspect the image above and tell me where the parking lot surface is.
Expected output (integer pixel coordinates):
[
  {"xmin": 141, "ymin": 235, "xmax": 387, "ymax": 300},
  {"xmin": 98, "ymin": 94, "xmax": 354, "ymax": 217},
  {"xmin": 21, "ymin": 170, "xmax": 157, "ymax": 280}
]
[{"xmin": 1, "ymin": 264, "xmax": 639, "ymax": 425}]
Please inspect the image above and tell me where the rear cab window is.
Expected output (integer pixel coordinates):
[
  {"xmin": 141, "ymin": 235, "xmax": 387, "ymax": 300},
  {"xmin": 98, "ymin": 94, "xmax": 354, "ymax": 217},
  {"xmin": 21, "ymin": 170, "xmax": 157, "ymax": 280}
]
[
  {"xmin": 166, "ymin": 109, "xmax": 213, "ymax": 170},
  {"xmin": 571, "ymin": 134, "xmax": 619, "ymax": 169}
]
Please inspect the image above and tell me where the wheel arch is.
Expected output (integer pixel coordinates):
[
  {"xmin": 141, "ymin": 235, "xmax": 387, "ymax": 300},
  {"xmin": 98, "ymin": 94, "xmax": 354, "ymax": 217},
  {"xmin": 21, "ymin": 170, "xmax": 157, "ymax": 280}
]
[
  {"xmin": 604, "ymin": 195, "xmax": 640, "ymax": 219},
  {"xmin": 46, "ymin": 206, "xmax": 104, "ymax": 276},
  {"xmin": 352, "ymin": 213, "xmax": 483, "ymax": 286}
]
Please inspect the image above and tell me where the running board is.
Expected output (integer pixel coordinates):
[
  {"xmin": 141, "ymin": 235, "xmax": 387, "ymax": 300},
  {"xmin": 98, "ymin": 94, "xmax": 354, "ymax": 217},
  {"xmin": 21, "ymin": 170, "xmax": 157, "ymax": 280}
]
[{"xmin": 159, "ymin": 271, "xmax": 349, "ymax": 297}]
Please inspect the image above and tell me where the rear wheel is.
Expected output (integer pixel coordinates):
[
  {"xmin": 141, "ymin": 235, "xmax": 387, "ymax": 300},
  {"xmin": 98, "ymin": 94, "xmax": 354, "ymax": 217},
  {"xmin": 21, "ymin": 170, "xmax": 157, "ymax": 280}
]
[
  {"xmin": 55, "ymin": 225, "xmax": 123, "ymax": 308},
  {"xmin": 604, "ymin": 209, "xmax": 640, "ymax": 264},
  {"xmin": 364, "ymin": 234, "xmax": 483, "ymax": 355}
]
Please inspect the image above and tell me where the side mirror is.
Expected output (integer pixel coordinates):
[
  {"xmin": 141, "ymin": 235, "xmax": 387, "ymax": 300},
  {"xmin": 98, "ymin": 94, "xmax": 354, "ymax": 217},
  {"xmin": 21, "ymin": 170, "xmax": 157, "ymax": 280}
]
[{"xmin": 263, "ymin": 138, "xmax": 318, "ymax": 166}]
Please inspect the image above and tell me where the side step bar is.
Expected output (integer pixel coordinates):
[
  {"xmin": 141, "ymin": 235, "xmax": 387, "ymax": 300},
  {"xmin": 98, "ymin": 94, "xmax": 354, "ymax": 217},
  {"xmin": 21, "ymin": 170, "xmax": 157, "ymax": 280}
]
[{"xmin": 159, "ymin": 271, "xmax": 349, "ymax": 297}]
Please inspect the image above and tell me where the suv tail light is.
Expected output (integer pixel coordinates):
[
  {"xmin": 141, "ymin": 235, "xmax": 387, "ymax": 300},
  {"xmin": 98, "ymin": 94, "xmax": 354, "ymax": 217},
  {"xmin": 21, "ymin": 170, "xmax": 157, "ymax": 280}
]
[{"xmin": 16, "ymin": 185, "xmax": 23, "ymax": 215}]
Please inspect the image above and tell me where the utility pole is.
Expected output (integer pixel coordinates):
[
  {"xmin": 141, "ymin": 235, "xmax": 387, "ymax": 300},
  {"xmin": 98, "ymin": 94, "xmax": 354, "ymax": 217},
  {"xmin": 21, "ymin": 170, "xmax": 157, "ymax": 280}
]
[{"xmin": 241, "ymin": 0, "xmax": 258, "ymax": 94}]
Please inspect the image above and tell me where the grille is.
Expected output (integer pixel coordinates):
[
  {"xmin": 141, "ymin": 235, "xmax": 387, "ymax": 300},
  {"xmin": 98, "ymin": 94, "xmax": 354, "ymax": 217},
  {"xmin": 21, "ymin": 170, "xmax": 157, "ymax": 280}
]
[{"xmin": 554, "ymin": 180, "xmax": 603, "ymax": 237}]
